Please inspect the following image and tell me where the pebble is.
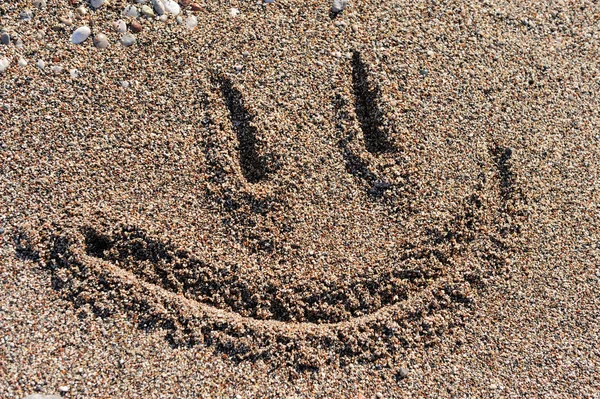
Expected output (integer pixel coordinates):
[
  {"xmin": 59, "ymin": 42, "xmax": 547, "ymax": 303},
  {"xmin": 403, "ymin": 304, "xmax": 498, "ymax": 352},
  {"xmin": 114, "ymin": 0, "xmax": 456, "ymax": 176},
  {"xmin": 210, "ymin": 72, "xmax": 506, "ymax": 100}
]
[
  {"xmin": 37, "ymin": 59, "xmax": 46, "ymax": 69},
  {"xmin": 69, "ymin": 68, "xmax": 81, "ymax": 79},
  {"xmin": 190, "ymin": 3, "xmax": 202, "ymax": 11},
  {"xmin": 71, "ymin": 26, "xmax": 91, "ymax": 44},
  {"xmin": 141, "ymin": 5, "xmax": 154, "ymax": 17},
  {"xmin": 123, "ymin": 5, "xmax": 139, "ymax": 18},
  {"xmin": 120, "ymin": 33, "xmax": 136, "ymax": 47},
  {"xmin": 331, "ymin": 0, "xmax": 348, "ymax": 13},
  {"xmin": 93, "ymin": 33, "xmax": 109, "ymax": 49},
  {"xmin": 158, "ymin": 14, "xmax": 168, "ymax": 22},
  {"xmin": 185, "ymin": 15, "xmax": 198, "ymax": 30},
  {"xmin": 114, "ymin": 19, "xmax": 127, "ymax": 33},
  {"xmin": 176, "ymin": 15, "xmax": 183, "ymax": 24},
  {"xmin": 23, "ymin": 395, "xmax": 63, "ymax": 399},
  {"xmin": 130, "ymin": 20, "xmax": 143, "ymax": 33},
  {"xmin": 90, "ymin": 0, "xmax": 105, "ymax": 9},
  {"xmin": 59, "ymin": 16, "xmax": 73, "ymax": 26},
  {"xmin": 1, "ymin": 32, "xmax": 10, "ymax": 45},
  {"xmin": 397, "ymin": 367, "xmax": 409, "ymax": 379},
  {"xmin": 18, "ymin": 57, "xmax": 27, "ymax": 67},
  {"xmin": 230, "ymin": 8, "xmax": 240, "ymax": 17},
  {"xmin": 32, "ymin": 0, "xmax": 47, "ymax": 8},
  {"xmin": 163, "ymin": 0, "xmax": 181, "ymax": 15},
  {"xmin": 51, "ymin": 65, "xmax": 63, "ymax": 74},
  {"xmin": 76, "ymin": 6, "xmax": 87, "ymax": 16},
  {"xmin": 0, "ymin": 57, "xmax": 10, "ymax": 73},
  {"xmin": 120, "ymin": 80, "xmax": 130, "ymax": 88},
  {"xmin": 58, "ymin": 386, "xmax": 70, "ymax": 393},
  {"xmin": 153, "ymin": 0, "xmax": 165, "ymax": 16},
  {"xmin": 20, "ymin": 10, "xmax": 33, "ymax": 20}
]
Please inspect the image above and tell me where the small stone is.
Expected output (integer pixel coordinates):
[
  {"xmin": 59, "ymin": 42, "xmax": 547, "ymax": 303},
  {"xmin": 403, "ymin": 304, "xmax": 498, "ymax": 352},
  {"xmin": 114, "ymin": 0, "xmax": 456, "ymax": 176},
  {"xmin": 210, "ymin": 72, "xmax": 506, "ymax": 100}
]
[
  {"xmin": 375, "ymin": 393, "xmax": 383, "ymax": 399},
  {"xmin": 331, "ymin": 0, "xmax": 347, "ymax": 13},
  {"xmin": 229, "ymin": 7, "xmax": 240, "ymax": 17},
  {"xmin": 114, "ymin": 19, "xmax": 127, "ymax": 33},
  {"xmin": 419, "ymin": 68, "xmax": 429, "ymax": 77},
  {"xmin": 120, "ymin": 33, "xmax": 136, "ymax": 47},
  {"xmin": 76, "ymin": 6, "xmax": 87, "ymax": 16},
  {"xmin": 71, "ymin": 26, "xmax": 91, "ymax": 44},
  {"xmin": 93, "ymin": 33, "xmax": 109, "ymax": 49},
  {"xmin": 18, "ymin": 57, "xmax": 27, "ymax": 67},
  {"xmin": 242, "ymin": 50, "xmax": 250, "ymax": 57},
  {"xmin": 163, "ymin": 0, "xmax": 180, "ymax": 15},
  {"xmin": 23, "ymin": 395, "xmax": 63, "ymax": 399},
  {"xmin": 190, "ymin": 3, "xmax": 202, "ymax": 11},
  {"xmin": 185, "ymin": 15, "xmax": 198, "ymax": 30},
  {"xmin": 397, "ymin": 367, "xmax": 409, "ymax": 379},
  {"xmin": 264, "ymin": 0, "xmax": 274, "ymax": 3},
  {"xmin": 489, "ymin": 383, "xmax": 498, "ymax": 390},
  {"xmin": 20, "ymin": 10, "xmax": 33, "ymax": 20},
  {"xmin": 141, "ymin": 5, "xmax": 154, "ymax": 17},
  {"xmin": 14, "ymin": 38, "xmax": 24, "ymax": 48},
  {"xmin": 1, "ymin": 32, "xmax": 10, "ymax": 45},
  {"xmin": 123, "ymin": 5, "xmax": 139, "ymax": 18},
  {"xmin": 180, "ymin": 0, "xmax": 191, "ymax": 6},
  {"xmin": 153, "ymin": 0, "xmax": 165, "ymax": 16},
  {"xmin": 59, "ymin": 16, "xmax": 73, "ymax": 26},
  {"xmin": 69, "ymin": 68, "xmax": 81, "ymax": 78},
  {"xmin": 33, "ymin": 0, "xmax": 47, "ymax": 8},
  {"xmin": 58, "ymin": 386, "xmax": 70, "ymax": 393},
  {"xmin": 90, "ymin": 0, "xmax": 105, "ymax": 9},
  {"xmin": 120, "ymin": 80, "xmax": 130, "ymax": 88},
  {"xmin": 158, "ymin": 14, "xmax": 168, "ymax": 22},
  {"xmin": 234, "ymin": 64, "xmax": 243, "ymax": 72},
  {"xmin": 176, "ymin": 15, "xmax": 183, "ymax": 24},
  {"xmin": 130, "ymin": 20, "xmax": 143, "ymax": 33},
  {"xmin": 51, "ymin": 65, "xmax": 63, "ymax": 74},
  {"xmin": 37, "ymin": 59, "xmax": 46, "ymax": 69},
  {"xmin": 0, "ymin": 57, "xmax": 10, "ymax": 73},
  {"xmin": 0, "ymin": 227, "xmax": 4, "ymax": 234}
]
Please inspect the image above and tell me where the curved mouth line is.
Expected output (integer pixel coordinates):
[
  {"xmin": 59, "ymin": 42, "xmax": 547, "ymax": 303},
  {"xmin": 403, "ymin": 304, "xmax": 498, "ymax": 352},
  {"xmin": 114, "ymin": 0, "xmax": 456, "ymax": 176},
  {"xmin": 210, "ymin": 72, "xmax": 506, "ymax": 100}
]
[{"xmin": 73, "ymin": 226, "xmax": 448, "ymax": 324}]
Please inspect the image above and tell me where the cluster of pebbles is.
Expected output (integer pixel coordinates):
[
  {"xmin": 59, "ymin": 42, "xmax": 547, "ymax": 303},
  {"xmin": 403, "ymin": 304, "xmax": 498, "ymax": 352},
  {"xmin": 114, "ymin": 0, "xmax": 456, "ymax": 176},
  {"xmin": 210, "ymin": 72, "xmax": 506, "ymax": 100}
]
[{"xmin": 0, "ymin": 0, "xmax": 349, "ymax": 74}]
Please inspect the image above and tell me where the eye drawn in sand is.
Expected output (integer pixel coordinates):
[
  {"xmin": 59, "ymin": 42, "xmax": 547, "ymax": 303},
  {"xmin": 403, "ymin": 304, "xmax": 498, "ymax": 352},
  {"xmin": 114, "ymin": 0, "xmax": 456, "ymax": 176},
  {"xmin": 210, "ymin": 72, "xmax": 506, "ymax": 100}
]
[{"xmin": 31, "ymin": 51, "xmax": 527, "ymax": 366}]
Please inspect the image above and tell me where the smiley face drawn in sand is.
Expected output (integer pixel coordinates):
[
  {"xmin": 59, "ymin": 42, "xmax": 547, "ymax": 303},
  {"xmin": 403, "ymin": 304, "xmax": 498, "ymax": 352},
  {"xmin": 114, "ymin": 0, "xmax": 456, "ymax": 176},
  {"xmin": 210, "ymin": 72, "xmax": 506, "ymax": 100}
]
[{"xmin": 26, "ymin": 4, "xmax": 529, "ymax": 365}]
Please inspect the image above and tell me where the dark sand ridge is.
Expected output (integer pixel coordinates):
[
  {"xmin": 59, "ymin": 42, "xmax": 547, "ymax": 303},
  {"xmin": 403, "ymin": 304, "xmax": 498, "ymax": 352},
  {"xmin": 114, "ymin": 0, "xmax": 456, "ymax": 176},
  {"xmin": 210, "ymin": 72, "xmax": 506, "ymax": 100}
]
[{"xmin": 1, "ymin": 0, "xmax": 599, "ymax": 397}]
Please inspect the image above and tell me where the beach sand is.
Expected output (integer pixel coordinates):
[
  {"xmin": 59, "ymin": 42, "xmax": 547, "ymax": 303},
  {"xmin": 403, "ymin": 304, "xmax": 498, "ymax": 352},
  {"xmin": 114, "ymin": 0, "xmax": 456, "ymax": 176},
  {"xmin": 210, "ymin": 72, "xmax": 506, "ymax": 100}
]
[{"xmin": 1, "ymin": 0, "xmax": 599, "ymax": 397}]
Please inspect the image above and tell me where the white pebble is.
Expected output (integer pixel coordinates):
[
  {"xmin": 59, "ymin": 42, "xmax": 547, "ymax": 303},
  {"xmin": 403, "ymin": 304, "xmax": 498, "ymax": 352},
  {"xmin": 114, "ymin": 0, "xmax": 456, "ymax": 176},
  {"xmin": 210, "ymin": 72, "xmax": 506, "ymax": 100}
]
[
  {"xmin": 76, "ymin": 5, "xmax": 87, "ymax": 16},
  {"xmin": 51, "ymin": 65, "xmax": 63, "ymax": 74},
  {"xmin": 152, "ymin": 0, "xmax": 165, "ymax": 16},
  {"xmin": 18, "ymin": 57, "xmax": 28, "ymax": 67},
  {"xmin": 158, "ymin": 14, "xmax": 168, "ymax": 22},
  {"xmin": 114, "ymin": 19, "xmax": 127, "ymax": 33},
  {"xmin": 123, "ymin": 5, "xmax": 139, "ymax": 18},
  {"xmin": 58, "ymin": 386, "xmax": 70, "ymax": 393},
  {"xmin": 163, "ymin": 0, "xmax": 180, "ymax": 15},
  {"xmin": 121, "ymin": 80, "xmax": 130, "ymax": 88},
  {"xmin": 176, "ymin": 15, "xmax": 183, "ymax": 24},
  {"xmin": 120, "ymin": 33, "xmax": 136, "ymax": 47},
  {"xmin": 90, "ymin": 0, "xmax": 105, "ymax": 9},
  {"xmin": 0, "ymin": 57, "xmax": 10, "ymax": 73},
  {"xmin": 37, "ymin": 59, "xmax": 46, "ymax": 69},
  {"xmin": 23, "ymin": 395, "xmax": 62, "ymax": 399},
  {"xmin": 141, "ymin": 5, "xmax": 154, "ymax": 16},
  {"xmin": 185, "ymin": 15, "xmax": 198, "ymax": 30},
  {"xmin": 93, "ymin": 33, "xmax": 109, "ymax": 49},
  {"xmin": 71, "ymin": 26, "xmax": 91, "ymax": 44},
  {"xmin": 230, "ymin": 7, "xmax": 240, "ymax": 17},
  {"xmin": 32, "ymin": 0, "xmax": 47, "ymax": 9},
  {"xmin": 69, "ymin": 68, "xmax": 81, "ymax": 78},
  {"xmin": 331, "ymin": 0, "xmax": 348, "ymax": 13}
]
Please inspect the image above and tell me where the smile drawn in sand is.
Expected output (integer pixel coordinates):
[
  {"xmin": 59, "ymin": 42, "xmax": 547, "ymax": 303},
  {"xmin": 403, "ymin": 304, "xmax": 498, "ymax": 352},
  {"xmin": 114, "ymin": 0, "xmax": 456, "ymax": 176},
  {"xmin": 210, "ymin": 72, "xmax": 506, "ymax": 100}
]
[{"xmin": 30, "ymin": 50, "xmax": 526, "ymax": 362}]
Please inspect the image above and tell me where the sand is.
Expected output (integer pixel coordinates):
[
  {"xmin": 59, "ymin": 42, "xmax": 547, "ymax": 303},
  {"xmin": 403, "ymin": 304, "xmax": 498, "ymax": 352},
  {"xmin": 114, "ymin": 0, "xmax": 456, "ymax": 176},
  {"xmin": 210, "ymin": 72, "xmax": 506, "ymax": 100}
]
[{"xmin": 1, "ymin": 0, "xmax": 599, "ymax": 397}]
